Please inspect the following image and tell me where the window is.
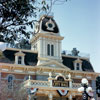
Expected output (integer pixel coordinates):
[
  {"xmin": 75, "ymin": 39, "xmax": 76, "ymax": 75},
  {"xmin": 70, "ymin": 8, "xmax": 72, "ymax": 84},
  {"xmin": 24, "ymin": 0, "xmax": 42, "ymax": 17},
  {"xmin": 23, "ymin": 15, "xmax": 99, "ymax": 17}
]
[
  {"xmin": 76, "ymin": 63, "xmax": 80, "ymax": 70},
  {"xmin": 47, "ymin": 44, "xmax": 50, "ymax": 56},
  {"xmin": 77, "ymin": 63, "xmax": 80, "ymax": 67},
  {"xmin": 18, "ymin": 56, "xmax": 22, "ymax": 64},
  {"xmin": 73, "ymin": 58, "xmax": 82, "ymax": 71},
  {"xmin": 51, "ymin": 45, "xmax": 54, "ymax": 56},
  {"xmin": 47, "ymin": 44, "xmax": 54, "ymax": 56},
  {"xmin": 76, "ymin": 66, "xmax": 80, "ymax": 70},
  {"xmin": 8, "ymin": 75, "xmax": 14, "ymax": 89}
]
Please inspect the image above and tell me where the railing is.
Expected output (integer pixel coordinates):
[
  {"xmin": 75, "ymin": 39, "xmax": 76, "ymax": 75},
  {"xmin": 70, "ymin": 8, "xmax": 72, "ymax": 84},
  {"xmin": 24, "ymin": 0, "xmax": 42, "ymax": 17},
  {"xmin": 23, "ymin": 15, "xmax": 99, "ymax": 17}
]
[
  {"xmin": 24, "ymin": 80, "xmax": 50, "ymax": 88},
  {"xmin": 23, "ymin": 80, "xmax": 81, "ymax": 89},
  {"xmin": 72, "ymin": 83, "xmax": 81, "ymax": 89}
]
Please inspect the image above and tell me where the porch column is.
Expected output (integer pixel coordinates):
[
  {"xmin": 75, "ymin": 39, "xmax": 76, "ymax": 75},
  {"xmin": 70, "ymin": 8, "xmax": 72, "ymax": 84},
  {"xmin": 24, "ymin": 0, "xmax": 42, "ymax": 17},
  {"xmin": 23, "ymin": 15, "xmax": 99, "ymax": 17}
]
[
  {"xmin": 48, "ymin": 93, "xmax": 53, "ymax": 100},
  {"xmin": 68, "ymin": 95, "xmax": 72, "ymax": 100},
  {"xmin": 69, "ymin": 79, "xmax": 72, "ymax": 88},
  {"xmin": 48, "ymin": 72, "xmax": 53, "ymax": 87},
  {"xmin": 68, "ymin": 73, "xmax": 72, "ymax": 88}
]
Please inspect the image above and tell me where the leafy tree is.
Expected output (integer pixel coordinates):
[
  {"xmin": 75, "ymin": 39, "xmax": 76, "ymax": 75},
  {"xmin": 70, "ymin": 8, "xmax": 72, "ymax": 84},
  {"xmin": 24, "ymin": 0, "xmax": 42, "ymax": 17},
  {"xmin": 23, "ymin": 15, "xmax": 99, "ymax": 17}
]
[
  {"xmin": 0, "ymin": 0, "xmax": 67, "ymax": 47},
  {"xmin": 0, "ymin": 80, "xmax": 28, "ymax": 100}
]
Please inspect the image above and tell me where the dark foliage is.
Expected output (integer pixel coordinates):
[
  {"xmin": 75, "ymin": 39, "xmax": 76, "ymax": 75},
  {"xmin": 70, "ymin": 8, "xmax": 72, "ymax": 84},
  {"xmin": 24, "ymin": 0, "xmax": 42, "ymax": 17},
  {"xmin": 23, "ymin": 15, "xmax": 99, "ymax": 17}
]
[
  {"xmin": 0, "ymin": 0, "xmax": 67, "ymax": 48},
  {"xmin": 0, "ymin": 0, "xmax": 47, "ymax": 44}
]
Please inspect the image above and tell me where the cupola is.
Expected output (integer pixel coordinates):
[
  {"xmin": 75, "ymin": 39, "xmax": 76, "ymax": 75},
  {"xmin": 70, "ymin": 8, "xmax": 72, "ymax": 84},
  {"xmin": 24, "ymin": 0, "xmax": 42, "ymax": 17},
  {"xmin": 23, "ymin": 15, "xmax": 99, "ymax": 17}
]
[
  {"xmin": 34, "ymin": 15, "xmax": 60, "ymax": 35},
  {"xmin": 30, "ymin": 15, "xmax": 64, "ymax": 65}
]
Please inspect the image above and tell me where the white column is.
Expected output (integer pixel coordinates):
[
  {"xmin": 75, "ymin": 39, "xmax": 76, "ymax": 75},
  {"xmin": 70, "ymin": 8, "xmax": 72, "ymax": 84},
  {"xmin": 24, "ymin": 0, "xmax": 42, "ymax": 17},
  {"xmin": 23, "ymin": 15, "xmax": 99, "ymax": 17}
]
[
  {"xmin": 22, "ymin": 56, "xmax": 25, "ymax": 65},
  {"xmin": 69, "ymin": 95, "xmax": 72, "ymax": 100},
  {"xmin": 48, "ymin": 73, "xmax": 53, "ymax": 87},
  {"xmin": 68, "ymin": 74, "xmax": 72, "ymax": 88},
  {"xmin": 48, "ymin": 93, "xmax": 53, "ymax": 100},
  {"xmin": 39, "ymin": 37, "xmax": 42, "ymax": 57},
  {"xmin": 15, "ymin": 56, "xmax": 18, "ymax": 64},
  {"xmin": 42, "ymin": 37, "xmax": 45, "ymax": 57},
  {"xmin": 59, "ymin": 40, "xmax": 62, "ymax": 60},
  {"xmin": 69, "ymin": 79, "xmax": 72, "ymax": 88}
]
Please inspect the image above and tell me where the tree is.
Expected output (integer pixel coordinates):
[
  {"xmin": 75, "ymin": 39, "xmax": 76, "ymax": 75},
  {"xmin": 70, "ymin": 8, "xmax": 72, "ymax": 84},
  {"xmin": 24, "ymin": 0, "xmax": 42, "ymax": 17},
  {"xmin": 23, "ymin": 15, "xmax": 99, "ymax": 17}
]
[
  {"xmin": 0, "ymin": 0, "xmax": 67, "ymax": 46},
  {"xmin": 0, "ymin": 80, "xmax": 28, "ymax": 100}
]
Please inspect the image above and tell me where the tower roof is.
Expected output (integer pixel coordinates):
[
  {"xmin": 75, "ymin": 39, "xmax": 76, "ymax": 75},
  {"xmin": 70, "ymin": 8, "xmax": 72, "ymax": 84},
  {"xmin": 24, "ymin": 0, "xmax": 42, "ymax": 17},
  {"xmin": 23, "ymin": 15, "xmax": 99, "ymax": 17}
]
[{"xmin": 34, "ymin": 15, "xmax": 59, "ymax": 34}]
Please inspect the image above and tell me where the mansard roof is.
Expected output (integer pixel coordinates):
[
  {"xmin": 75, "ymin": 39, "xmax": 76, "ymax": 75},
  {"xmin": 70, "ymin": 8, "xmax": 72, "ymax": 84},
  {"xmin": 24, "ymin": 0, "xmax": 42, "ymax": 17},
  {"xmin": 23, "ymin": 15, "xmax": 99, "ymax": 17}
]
[
  {"xmin": 1, "ymin": 48, "xmax": 37, "ymax": 66},
  {"xmin": 34, "ymin": 15, "xmax": 59, "ymax": 34},
  {"xmin": 0, "ymin": 48, "xmax": 94, "ymax": 72},
  {"xmin": 62, "ymin": 56, "xmax": 94, "ymax": 72}
]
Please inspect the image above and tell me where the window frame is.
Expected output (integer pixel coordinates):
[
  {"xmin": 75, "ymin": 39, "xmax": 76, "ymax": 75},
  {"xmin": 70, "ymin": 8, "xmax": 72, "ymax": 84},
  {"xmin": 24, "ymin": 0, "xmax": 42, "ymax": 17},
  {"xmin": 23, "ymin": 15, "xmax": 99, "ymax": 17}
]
[{"xmin": 18, "ymin": 56, "xmax": 22, "ymax": 64}]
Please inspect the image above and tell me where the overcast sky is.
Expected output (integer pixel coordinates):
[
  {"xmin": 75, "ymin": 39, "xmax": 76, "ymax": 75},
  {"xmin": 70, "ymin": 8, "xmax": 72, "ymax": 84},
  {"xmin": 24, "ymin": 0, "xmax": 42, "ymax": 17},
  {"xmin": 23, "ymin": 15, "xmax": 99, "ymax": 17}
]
[{"xmin": 52, "ymin": 0, "xmax": 100, "ymax": 72}]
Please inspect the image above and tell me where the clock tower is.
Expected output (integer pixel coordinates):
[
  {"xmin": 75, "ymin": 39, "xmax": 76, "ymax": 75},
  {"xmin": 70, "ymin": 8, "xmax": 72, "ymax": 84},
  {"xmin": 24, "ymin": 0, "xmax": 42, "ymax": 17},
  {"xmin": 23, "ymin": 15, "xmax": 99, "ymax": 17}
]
[{"xmin": 30, "ymin": 15, "xmax": 64, "ymax": 65}]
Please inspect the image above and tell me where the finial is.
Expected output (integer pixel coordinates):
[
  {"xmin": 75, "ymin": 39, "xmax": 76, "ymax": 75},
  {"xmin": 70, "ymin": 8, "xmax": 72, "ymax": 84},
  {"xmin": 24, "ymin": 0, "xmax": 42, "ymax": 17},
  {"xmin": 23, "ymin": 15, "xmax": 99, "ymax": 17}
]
[
  {"xmin": 29, "ymin": 75, "xmax": 31, "ymax": 80},
  {"xmin": 68, "ymin": 73, "xmax": 71, "ymax": 80},
  {"xmin": 49, "ymin": 72, "xmax": 52, "ymax": 78}
]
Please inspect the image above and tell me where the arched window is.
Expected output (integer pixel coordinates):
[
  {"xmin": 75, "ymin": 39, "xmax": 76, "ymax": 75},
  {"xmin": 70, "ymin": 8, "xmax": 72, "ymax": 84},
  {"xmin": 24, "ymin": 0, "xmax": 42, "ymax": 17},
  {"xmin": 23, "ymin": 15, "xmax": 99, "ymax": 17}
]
[
  {"xmin": 51, "ymin": 45, "xmax": 54, "ymax": 56},
  {"xmin": 47, "ymin": 44, "xmax": 50, "ymax": 56},
  {"xmin": 18, "ymin": 56, "xmax": 22, "ymax": 64},
  {"xmin": 8, "ymin": 75, "xmax": 14, "ymax": 89}
]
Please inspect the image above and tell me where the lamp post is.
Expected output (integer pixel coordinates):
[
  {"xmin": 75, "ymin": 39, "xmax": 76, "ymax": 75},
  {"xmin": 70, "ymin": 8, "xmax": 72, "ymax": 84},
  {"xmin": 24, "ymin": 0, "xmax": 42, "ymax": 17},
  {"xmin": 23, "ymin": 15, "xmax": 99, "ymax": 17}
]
[{"xmin": 78, "ymin": 78, "xmax": 95, "ymax": 100}]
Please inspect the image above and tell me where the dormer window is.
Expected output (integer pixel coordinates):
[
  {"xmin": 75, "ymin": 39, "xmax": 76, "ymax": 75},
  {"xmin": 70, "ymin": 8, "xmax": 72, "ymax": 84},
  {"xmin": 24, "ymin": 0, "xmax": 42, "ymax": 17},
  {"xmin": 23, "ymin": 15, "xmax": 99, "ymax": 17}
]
[
  {"xmin": 73, "ymin": 58, "xmax": 82, "ymax": 71},
  {"xmin": 18, "ymin": 56, "xmax": 22, "ymax": 64},
  {"xmin": 76, "ymin": 63, "xmax": 80, "ymax": 70},
  {"xmin": 15, "ymin": 51, "xmax": 25, "ymax": 65}
]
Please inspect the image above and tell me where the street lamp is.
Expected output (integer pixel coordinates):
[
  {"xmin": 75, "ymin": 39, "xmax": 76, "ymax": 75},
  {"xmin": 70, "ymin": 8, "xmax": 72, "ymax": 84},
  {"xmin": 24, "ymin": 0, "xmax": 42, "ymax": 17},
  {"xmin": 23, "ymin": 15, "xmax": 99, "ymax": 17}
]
[{"xmin": 78, "ymin": 78, "xmax": 95, "ymax": 100}]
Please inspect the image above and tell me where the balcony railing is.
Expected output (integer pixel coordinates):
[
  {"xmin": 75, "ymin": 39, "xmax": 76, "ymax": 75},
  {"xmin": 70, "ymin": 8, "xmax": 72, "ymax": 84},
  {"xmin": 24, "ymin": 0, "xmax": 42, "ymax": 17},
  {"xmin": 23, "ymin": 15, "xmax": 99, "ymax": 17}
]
[
  {"xmin": 72, "ymin": 83, "xmax": 81, "ymax": 89},
  {"xmin": 23, "ymin": 80, "xmax": 81, "ymax": 90},
  {"xmin": 23, "ymin": 80, "xmax": 50, "ymax": 88}
]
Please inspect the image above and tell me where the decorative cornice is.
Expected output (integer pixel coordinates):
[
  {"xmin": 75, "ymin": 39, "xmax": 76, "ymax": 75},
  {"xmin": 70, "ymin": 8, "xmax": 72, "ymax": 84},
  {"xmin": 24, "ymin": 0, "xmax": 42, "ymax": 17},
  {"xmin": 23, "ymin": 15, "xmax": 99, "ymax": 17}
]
[
  {"xmin": 0, "ymin": 63, "xmax": 99, "ymax": 79},
  {"xmin": 30, "ymin": 33, "xmax": 64, "ymax": 43}
]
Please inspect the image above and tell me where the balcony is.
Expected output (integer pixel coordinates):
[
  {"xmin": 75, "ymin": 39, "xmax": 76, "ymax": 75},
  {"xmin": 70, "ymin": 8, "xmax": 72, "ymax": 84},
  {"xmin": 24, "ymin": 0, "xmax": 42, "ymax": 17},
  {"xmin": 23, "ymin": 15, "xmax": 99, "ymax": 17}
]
[{"xmin": 22, "ymin": 79, "xmax": 81, "ymax": 90}]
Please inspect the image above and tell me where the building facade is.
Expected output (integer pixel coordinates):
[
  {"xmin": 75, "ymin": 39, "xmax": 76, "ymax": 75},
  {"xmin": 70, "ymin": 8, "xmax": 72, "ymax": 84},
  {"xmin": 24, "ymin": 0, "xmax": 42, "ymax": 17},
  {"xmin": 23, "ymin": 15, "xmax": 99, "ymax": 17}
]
[{"xmin": 0, "ymin": 15, "xmax": 99, "ymax": 100}]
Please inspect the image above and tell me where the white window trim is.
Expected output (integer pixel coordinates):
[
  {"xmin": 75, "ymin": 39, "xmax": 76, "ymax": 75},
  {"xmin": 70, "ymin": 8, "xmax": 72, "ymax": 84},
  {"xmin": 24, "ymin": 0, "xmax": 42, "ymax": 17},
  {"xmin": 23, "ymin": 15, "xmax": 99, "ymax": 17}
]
[
  {"xmin": 73, "ymin": 58, "xmax": 82, "ymax": 71},
  {"xmin": 15, "ymin": 51, "xmax": 25, "ymax": 65}
]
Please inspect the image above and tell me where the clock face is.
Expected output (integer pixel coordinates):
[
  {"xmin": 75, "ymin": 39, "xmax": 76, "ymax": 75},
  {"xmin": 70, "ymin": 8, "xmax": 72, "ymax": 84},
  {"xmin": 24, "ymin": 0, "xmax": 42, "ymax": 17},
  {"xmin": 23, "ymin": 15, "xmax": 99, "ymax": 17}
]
[
  {"xmin": 48, "ymin": 23, "xmax": 53, "ymax": 28},
  {"xmin": 46, "ymin": 19, "xmax": 55, "ymax": 31},
  {"xmin": 41, "ymin": 16, "xmax": 59, "ymax": 33}
]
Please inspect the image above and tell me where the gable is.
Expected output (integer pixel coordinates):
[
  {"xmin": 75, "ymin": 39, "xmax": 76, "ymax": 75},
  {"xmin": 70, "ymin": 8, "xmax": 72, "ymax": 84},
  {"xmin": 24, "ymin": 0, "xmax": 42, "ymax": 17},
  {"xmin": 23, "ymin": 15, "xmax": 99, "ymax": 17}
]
[{"xmin": 37, "ymin": 60, "xmax": 71, "ymax": 70}]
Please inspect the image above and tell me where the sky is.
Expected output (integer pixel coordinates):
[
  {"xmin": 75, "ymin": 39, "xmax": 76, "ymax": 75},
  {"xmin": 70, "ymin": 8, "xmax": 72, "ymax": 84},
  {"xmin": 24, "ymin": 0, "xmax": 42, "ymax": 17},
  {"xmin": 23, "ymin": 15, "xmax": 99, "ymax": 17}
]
[{"xmin": 52, "ymin": 0, "xmax": 100, "ymax": 72}]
